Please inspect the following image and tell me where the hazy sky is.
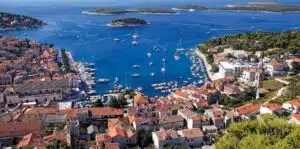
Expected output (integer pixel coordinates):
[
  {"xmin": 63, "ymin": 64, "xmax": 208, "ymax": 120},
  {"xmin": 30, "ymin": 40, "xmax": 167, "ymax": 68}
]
[{"xmin": 1, "ymin": 0, "xmax": 300, "ymax": 7}]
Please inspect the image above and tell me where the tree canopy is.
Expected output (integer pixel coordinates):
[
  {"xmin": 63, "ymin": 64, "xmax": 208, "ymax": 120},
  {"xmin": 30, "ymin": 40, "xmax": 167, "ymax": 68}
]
[
  {"xmin": 204, "ymin": 30, "xmax": 300, "ymax": 54},
  {"xmin": 215, "ymin": 115, "xmax": 300, "ymax": 149}
]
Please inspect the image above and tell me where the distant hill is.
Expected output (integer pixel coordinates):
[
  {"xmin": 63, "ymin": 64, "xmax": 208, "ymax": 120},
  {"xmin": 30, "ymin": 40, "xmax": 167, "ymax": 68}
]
[
  {"xmin": 82, "ymin": 8, "xmax": 176, "ymax": 15},
  {"xmin": 220, "ymin": 3, "xmax": 300, "ymax": 12},
  {"xmin": 175, "ymin": 5, "xmax": 208, "ymax": 10}
]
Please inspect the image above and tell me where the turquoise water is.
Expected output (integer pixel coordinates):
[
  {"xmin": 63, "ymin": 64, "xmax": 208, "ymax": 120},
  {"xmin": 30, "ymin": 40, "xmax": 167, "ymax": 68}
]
[{"xmin": 1, "ymin": 6, "xmax": 300, "ymax": 96}]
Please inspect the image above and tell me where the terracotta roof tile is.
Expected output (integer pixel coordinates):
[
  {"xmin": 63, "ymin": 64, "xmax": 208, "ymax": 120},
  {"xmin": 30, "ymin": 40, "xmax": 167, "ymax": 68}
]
[
  {"xmin": 288, "ymin": 99, "xmax": 300, "ymax": 107},
  {"xmin": 96, "ymin": 134, "xmax": 112, "ymax": 142},
  {"xmin": 235, "ymin": 104, "xmax": 259, "ymax": 116},
  {"xmin": 292, "ymin": 113, "xmax": 300, "ymax": 121},
  {"xmin": 89, "ymin": 107, "xmax": 124, "ymax": 117},
  {"xmin": 175, "ymin": 90, "xmax": 189, "ymax": 98},
  {"xmin": 262, "ymin": 104, "xmax": 282, "ymax": 111},
  {"xmin": 17, "ymin": 133, "xmax": 34, "ymax": 148}
]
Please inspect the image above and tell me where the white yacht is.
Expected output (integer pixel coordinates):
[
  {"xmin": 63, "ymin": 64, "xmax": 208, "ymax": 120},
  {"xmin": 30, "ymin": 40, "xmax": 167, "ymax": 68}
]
[
  {"xmin": 174, "ymin": 55, "xmax": 180, "ymax": 60},
  {"xmin": 147, "ymin": 52, "xmax": 152, "ymax": 58},
  {"xmin": 132, "ymin": 64, "xmax": 140, "ymax": 68},
  {"xmin": 161, "ymin": 67, "xmax": 166, "ymax": 73},
  {"xmin": 132, "ymin": 41, "xmax": 138, "ymax": 45},
  {"xmin": 131, "ymin": 73, "xmax": 141, "ymax": 78},
  {"xmin": 97, "ymin": 78, "xmax": 110, "ymax": 83},
  {"xmin": 149, "ymin": 62, "xmax": 153, "ymax": 66},
  {"xmin": 113, "ymin": 38, "xmax": 121, "ymax": 42},
  {"xmin": 176, "ymin": 38, "xmax": 185, "ymax": 51},
  {"xmin": 150, "ymin": 72, "xmax": 155, "ymax": 77},
  {"xmin": 132, "ymin": 34, "xmax": 139, "ymax": 39},
  {"xmin": 189, "ymin": 9, "xmax": 195, "ymax": 12}
]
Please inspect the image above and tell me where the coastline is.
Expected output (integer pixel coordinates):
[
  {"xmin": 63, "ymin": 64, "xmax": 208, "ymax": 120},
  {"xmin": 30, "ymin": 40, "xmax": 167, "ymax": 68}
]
[
  {"xmin": 81, "ymin": 11, "xmax": 115, "ymax": 15},
  {"xmin": 194, "ymin": 49, "xmax": 223, "ymax": 81}
]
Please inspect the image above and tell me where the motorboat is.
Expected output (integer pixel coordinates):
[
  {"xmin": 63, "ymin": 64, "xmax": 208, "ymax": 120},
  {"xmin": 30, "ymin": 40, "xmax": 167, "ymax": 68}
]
[
  {"xmin": 147, "ymin": 52, "xmax": 152, "ymax": 57},
  {"xmin": 132, "ymin": 41, "xmax": 138, "ymax": 45},
  {"xmin": 131, "ymin": 73, "xmax": 141, "ymax": 77},
  {"xmin": 113, "ymin": 38, "xmax": 121, "ymax": 42},
  {"xmin": 132, "ymin": 34, "xmax": 139, "ymax": 39},
  {"xmin": 189, "ymin": 9, "xmax": 195, "ymax": 12},
  {"xmin": 97, "ymin": 78, "xmax": 110, "ymax": 83},
  {"xmin": 132, "ymin": 64, "xmax": 140, "ymax": 68},
  {"xmin": 150, "ymin": 72, "xmax": 155, "ymax": 77},
  {"xmin": 174, "ymin": 55, "xmax": 180, "ymax": 60},
  {"xmin": 149, "ymin": 62, "xmax": 153, "ymax": 66},
  {"xmin": 161, "ymin": 67, "xmax": 166, "ymax": 73}
]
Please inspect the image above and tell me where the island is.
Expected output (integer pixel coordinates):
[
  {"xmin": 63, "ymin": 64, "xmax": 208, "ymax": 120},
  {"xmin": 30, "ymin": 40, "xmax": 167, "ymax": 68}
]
[
  {"xmin": 175, "ymin": 5, "xmax": 208, "ymax": 11},
  {"xmin": 135, "ymin": 8, "xmax": 176, "ymax": 14},
  {"xmin": 220, "ymin": 2, "xmax": 300, "ymax": 12},
  {"xmin": 82, "ymin": 8, "xmax": 176, "ymax": 15},
  {"xmin": 0, "ymin": 12, "xmax": 46, "ymax": 30},
  {"xmin": 81, "ymin": 8, "xmax": 132, "ymax": 15},
  {"xmin": 107, "ymin": 18, "xmax": 148, "ymax": 27}
]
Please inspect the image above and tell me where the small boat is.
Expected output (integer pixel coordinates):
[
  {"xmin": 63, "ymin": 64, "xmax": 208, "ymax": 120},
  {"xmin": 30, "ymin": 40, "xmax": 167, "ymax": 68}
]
[
  {"xmin": 154, "ymin": 46, "xmax": 159, "ymax": 52},
  {"xmin": 176, "ymin": 39, "xmax": 185, "ymax": 51},
  {"xmin": 132, "ymin": 34, "xmax": 139, "ymax": 39},
  {"xmin": 149, "ymin": 62, "xmax": 153, "ymax": 66},
  {"xmin": 162, "ymin": 58, "xmax": 166, "ymax": 62},
  {"xmin": 132, "ymin": 41, "xmax": 138, "ymax": 45},
  {"xmin": 114, "ymin": 77, "xmax": 119, "ymax": 85},
  {"xmin": 97, "ymin": 78, "xmax": 110, "ymax": 83},
  {"xmin": 131, "ymin": 73, "xmax": 141, "ymax": 78},
  {"xmin": 113, "ymin": 38, "xmax": 121, "ymax": 42},
  {"xmin": 150, "ymin": 72, "xmax": 155, "ymax": 77},
  {"xmin": 176, "ymin": 48, "xmax": 185, "ymax": 51},
  {"xmin": 161, "ymin": 67, "xmax": 166, "ymax": 73},
  {"xmin": 189, "ymin": 9, "xmax": 195, "ymax": 12},
  {"xmin": 147, "ymin": 52, "xmax": 152, "ymax": 58},
  {"xmin": 174, "ymin": 55, "xmax": 180, "ymax": 60},
  {"xmin": 132, "ymin": 64, "xmax": 140, "ymax": 68}
]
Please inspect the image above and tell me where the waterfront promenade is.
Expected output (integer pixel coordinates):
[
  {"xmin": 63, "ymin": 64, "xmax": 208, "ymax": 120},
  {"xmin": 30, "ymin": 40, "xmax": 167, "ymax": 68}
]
[{"xmin": 194, "ymin": 49, "xmax": 223, "ymax": 81}]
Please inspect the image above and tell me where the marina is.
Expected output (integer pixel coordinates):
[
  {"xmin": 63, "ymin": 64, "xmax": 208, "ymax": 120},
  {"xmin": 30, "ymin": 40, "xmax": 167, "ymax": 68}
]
[{"xmin": 2, "ymin": 5, "xmax": 298, "ymax": 96}]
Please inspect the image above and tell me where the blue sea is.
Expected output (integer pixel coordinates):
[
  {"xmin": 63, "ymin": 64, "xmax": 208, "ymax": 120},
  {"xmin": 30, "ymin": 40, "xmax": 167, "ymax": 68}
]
[{"xmin": 1, "ymin": 4, "xmax": 300, "ymax": 96}]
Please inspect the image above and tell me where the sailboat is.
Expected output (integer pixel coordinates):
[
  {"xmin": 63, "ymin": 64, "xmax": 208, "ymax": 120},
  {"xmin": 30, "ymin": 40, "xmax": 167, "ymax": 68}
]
[
  {"xmin": 149, "ymin": 61, "xmax": 153, "ymax": 66},
  {"xmin": 174, "ymin": 54, "xmax": 180, "ymax": 60},
  {"xmin": 176, "ymin": 38, "xmax": 185, "ymax": 52},
  {"xmin": 150, "ymin": 72, "xmax": 155, "ymax": 77},
  {"xmin": 161, "ymin": 67, "xmax": 166, "ymax": 73},
  {"xmin": 132, "ymin": 28, "xmax": 139, "ymax": 39},
  {"xmin": 147, "ymin": 52, "xmax": 152, "ymax": 58},
  {"xmin": 154, "ymin": 46, "xmax": 159, "ymax": 52},
  {"xmin": 132, "ymin": 40, "xmax": 138, "ymax": 45}
]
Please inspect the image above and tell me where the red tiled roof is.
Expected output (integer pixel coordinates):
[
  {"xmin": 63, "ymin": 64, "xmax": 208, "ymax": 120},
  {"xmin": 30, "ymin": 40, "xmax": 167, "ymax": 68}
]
[
  {"xmin": 175, "ymin": 90, "xmax": 189, "ymax": 98},
  {"xmin": 262, "ymin": 104, "xmax": 282, "ymax": 111},
  {"xmin": 0, "ymin": 120, "xmax": 42, "ymax": 138},
  {"xmin": 89, "ymin": 107, "xmax": 124, "ymax": 117},
  {"xmin": 235, "ymin": 104, "xmax": 259, "ymax": 116},
  {"xmin": 288, "ymin": 99, "xmax": 300, "ymax": 107},
  {"xmin": 96, "ymin": 135, "xmax": 112, "ymax": 142},
  {"xmin": 270, "ymin": 61, "xmax": 284, "ymax": 67},
  {"xmin": 17, "ymin": 133, "xmax": 33, "ymax": 148},
  {"xmin": 292, "ymin": 114, "xmax": 300, "ymax": 121},
  {"xmin": 90, "ymin": 143, "xmax": 120, "ymax": 149},
  {"xmin": 134, "ymin": 94, "xmax": 149, "ymax": 105}
]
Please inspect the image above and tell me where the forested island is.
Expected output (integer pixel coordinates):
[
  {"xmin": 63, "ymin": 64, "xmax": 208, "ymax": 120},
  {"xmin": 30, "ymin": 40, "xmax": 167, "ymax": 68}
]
[
  {"xmin": 0, "ymin": 12, "xmax": 46, "ymax": 30},
  {"xmin": 175, "ymin": 5, "xmax": 208, "ymax": 10},
  {"xmin": 202, "ymin": 30, "xmax": 300, "ymax": 54},
  {"xmin": 107, "ymin": 18, "xmax": 148, "ymax": 27},
  {"xmin": 82, "ymin": 8, "xmax": 176, "ymax": 15},
  {"xmin": 220, "ymin": 2, "xmax": 300, "ymax": 12}
]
